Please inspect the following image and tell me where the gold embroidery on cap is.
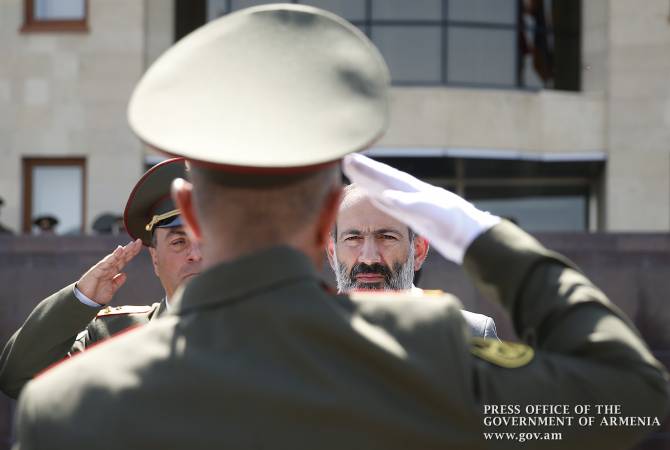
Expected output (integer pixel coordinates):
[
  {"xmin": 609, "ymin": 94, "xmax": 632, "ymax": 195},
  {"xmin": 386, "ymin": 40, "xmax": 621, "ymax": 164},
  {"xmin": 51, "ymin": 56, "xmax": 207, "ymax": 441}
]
[{"xmin": 145, "ymin": 209, "xmax": 179, "ymax": 232}]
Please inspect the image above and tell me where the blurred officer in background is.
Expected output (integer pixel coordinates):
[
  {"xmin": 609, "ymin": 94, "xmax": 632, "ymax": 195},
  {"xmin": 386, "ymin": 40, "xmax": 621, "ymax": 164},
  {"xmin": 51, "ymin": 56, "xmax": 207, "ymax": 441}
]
[{"xmin": 0, "ymin": 158, "xmax": 202, "ymax": 399}]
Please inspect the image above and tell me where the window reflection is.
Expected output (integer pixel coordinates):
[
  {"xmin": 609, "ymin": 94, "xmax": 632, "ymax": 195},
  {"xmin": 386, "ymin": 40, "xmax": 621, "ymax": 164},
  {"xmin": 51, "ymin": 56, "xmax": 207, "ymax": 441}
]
[
  {"xmin": 371, "ymin": 0, "xmax": 441, "ymax": 21},
  {"xmin": 368, "ymin": 155, "xmax": 601, "ymax": 232},
  {"xmin": 372, "ymin": 26, "xmax": 442, "ymax": 83},
  {"xmin": 301, "ymin": 0, "xmax": 366, "ymax": 21},
  {"xmin": 204, "ymin": 0, "xmax": 580, "ymax": 90},
  {"xmin": 473, "ymin": 196, "xmax": 587, "ymax": 232},
  {"xmin": 448, "ymin": 0, "xmax": 516, "ymax": 24},
  {"xmin": 34, "ymin": 0, "xmax": 85, "ymax": 20},
  {"xmin": 447, "ymin": 28, "xmax": 517, "ymax": 85}
]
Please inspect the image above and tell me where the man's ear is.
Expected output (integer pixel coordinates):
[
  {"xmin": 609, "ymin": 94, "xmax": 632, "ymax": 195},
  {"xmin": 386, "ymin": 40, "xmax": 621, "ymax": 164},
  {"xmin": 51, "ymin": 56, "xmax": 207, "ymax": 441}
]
[
  {"xmin": 172, "ymin": 178, "xmax": 202, "ymax": 242},
  {"xmin": 148, "ymin": 246, "xmax": 160, "ymax": 277},
  {"xmin": 413, "ymin": 235, "xmax": 429, "ymax": 271},
  {"xmin": 326, "ymin": 236, "xmax": 337, "ymax": 271}
]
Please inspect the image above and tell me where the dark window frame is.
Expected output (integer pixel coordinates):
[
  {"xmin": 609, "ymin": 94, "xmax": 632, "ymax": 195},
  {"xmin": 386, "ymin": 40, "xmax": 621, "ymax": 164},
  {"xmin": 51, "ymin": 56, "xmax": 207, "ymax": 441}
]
[
  {"xmin": 202, "ymin": 0, "xmax": 580, "ymax": 90},
  {"xmin": 370, "ymin": 155, "xmax": 603, "ymax": 231},
  {"xmin": 22, "ymin": 157, "xmax": 87, "ymax": 234},
  {"xmin": 21, "ymin": 0, "xmax": 89, "ymax": 33}
]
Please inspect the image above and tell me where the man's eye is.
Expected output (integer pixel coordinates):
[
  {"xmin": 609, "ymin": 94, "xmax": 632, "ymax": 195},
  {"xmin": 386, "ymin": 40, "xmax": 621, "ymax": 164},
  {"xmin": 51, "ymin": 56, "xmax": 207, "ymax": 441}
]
[
  {"xmin": 170, "ymin": 239, "xmax": 186, "ymax": 246},
  {"xmin": 380, "ymin": 234, "xmax": 398, "ymax": 240},
  {"xmin": 343, "ymin": 236, "xmax": 362, "ymax": 242}
]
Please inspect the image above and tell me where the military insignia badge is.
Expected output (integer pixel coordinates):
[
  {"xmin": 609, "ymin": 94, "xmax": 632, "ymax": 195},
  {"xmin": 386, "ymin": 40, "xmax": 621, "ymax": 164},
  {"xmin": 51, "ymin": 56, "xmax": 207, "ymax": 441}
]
[
  {"xmin": 96, "ymin": 305, "xmax": 153, "ymax": 317},
  {"xmin": 470, "ymin": 337, "xmax": 534, "ymax": 368}
]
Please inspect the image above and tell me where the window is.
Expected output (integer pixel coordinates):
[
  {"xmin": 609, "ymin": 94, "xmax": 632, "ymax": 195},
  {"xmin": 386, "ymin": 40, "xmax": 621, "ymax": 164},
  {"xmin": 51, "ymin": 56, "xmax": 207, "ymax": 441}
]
[
  {"xmin": 364, "ymin": 151, "xmax": 603, "ymax": 232},
  {"xmin": 203, "ymin": 0, "xmax": 580, "ymax": 90},
  {"xmin": 373, "ymin": 26, "xmax": 442, "ymax": 83},
  {"xmin": 22, "ymin": 158, "xmax": 87, "ymax": 235},
  {"xmin": 447, "ymin": 27, "xmax": 517, "ymax": 86},
  {"xmin": 22, "ymin": 0, "xmax": 88, "ymax": 33},
  {"xmin": 468, "ymin": 187, "xmax": 589, "ymax": 232},
  {"xmin": 300, "ymin": 0, "xmax": 365, "ymax": 21}
]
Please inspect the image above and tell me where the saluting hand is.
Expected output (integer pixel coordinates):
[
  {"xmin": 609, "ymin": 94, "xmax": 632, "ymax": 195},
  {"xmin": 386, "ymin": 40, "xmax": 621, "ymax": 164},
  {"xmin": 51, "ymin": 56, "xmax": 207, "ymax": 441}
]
[
  {"xmin": 75, "ymin": 239, "xmax": 143, "ymax": 305},
  {"xmin": 343, "ymin": 153, "xmax": 500, "ymax": 264}
]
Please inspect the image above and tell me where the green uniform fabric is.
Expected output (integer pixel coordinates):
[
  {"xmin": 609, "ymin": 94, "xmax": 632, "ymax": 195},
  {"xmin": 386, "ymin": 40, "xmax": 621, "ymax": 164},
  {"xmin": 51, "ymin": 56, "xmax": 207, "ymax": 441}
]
[
  {"xmin": 13, "ymin": 222, "xmax": 670, "ymax": 450},
  {"xmin": 0, "ymin": 285, "xmax": 165, "ymax": 399}
]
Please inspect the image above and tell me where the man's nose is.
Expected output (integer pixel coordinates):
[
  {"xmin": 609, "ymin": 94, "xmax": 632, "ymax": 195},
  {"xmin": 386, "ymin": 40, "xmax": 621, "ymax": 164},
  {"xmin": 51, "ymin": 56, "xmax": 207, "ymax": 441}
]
[
  {"xmin": 187, "ymin": 241, "xmax": 203, "ymax": 262},
  {"xmin": 358, "ymin": 237, "xmax": 381, "ymax": 265}
]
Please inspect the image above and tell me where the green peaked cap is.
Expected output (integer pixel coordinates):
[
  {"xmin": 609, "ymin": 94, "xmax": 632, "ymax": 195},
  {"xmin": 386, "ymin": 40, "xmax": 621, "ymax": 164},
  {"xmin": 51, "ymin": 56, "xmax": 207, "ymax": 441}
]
[{"xmin": 124, "ymin": 158, "xmax": 186, "ymax": 246}]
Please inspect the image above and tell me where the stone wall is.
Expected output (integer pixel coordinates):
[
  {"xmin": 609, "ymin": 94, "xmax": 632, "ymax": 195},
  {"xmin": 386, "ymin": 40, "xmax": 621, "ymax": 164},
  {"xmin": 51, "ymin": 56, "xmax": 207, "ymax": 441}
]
[{"xmin": 379, "ymin": 87, "xmax": 606, "ymax": 155}]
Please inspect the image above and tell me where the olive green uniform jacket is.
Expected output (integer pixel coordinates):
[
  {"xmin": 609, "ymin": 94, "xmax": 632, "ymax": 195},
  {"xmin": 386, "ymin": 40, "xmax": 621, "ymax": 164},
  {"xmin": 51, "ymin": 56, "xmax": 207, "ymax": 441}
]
[
  {"xmin": 0, "ymin": 286, "xmax": 166, "ymax": 399},
  {"xmin": 0, "ymin": 279, "xmax": 493, "ymax": 401},
  {"xmin": 14, "ymin": 223, "xmax": 670, "ymax": 450}
]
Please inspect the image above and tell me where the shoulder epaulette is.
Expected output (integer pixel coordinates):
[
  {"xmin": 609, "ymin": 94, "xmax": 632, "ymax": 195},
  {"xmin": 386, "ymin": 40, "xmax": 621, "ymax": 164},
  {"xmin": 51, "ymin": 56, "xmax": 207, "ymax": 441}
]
[
  {"xmin": 96, "ymin": 305, "xmax": 154, "ymax": 317},
  {"xmin": 470, "ymin": 337, "xmax": 534, "ymax": 368},
  {"xmin": 349, "ymin": 289, "xmax": 448, "ymax": 302}
]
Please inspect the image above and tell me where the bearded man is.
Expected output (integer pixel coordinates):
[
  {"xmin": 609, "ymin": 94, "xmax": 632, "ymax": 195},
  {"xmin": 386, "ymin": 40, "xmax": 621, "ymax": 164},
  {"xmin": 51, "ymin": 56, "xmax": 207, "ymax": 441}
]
[{"xmin": 328, "ymin": 183, "xmax": 498, "ymax": 338}]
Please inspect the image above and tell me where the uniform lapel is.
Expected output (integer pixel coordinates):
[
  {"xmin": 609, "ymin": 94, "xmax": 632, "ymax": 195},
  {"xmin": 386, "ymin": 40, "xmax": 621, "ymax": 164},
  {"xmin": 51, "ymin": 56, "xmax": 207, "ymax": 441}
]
[{"xmin": 152, "ymin": 297, "xmax": 169, "ymax": 318}]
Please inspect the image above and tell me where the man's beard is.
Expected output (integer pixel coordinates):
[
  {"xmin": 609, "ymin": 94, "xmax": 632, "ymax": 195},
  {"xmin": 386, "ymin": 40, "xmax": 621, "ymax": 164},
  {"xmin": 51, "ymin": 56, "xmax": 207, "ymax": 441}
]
[{"xmin": 334, "ymin": 245, "xmax": 415, "ymax": 293}]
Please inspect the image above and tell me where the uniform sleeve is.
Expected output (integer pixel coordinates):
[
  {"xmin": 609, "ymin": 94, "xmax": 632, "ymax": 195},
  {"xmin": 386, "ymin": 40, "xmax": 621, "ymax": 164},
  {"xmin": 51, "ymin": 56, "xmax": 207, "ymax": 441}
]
[
  {"xmin": 0, "ymin": 284, "xmax": 100, "ymax": 399},
  {"xmin": 12, "ymin": 384, "xmax": 39, "ymax": 450},
  {"xmin": 463, "ymin": 221, "xmax": 670, "ymax": 448}
]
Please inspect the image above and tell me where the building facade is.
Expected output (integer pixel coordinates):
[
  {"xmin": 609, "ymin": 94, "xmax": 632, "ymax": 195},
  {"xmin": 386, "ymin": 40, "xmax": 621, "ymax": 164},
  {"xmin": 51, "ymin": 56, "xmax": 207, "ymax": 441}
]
[
  {"xmin": 1, "ymin": 0, "xmax": 669, "ymax": 233},
  {"xmin": 0, "ymin": 0, "xmax": 171, "ymax": 235}
]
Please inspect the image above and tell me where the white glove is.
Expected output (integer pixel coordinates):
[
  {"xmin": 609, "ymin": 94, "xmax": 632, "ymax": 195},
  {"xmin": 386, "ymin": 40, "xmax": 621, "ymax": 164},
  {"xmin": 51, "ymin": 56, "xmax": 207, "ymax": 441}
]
[{"xmin": 342, "ymin": 153, "xmax": 500, "ymax": 264}]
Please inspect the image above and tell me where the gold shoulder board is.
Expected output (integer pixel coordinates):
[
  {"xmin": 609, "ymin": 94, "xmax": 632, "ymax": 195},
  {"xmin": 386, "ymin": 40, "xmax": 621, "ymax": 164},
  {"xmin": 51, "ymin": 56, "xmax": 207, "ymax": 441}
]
[
  {"xmin": 97, "ymin": 305, "xmax": 154, "ymax": 317},
  {"xmin": 349, "ymin": 288, "xmax": 447, "ymax": 302},
  {"xmin": 470, "ymin": 337, "xmax": 534, "ymax": 368}
]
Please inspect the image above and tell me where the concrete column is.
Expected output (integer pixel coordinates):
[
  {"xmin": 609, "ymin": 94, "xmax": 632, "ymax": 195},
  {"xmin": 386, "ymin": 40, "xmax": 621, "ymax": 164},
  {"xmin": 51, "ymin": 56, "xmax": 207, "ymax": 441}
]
[{"xmin": 605, "ymin": 0, "xmax": 670, "ymax": 231}]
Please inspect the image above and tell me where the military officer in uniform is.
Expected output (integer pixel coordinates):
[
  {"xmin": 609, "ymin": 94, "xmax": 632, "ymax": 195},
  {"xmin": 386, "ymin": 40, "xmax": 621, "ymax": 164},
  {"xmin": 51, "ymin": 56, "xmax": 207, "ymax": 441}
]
[
  {"xmin": 32, "ymin": 215, "xmax": 59, "ymax": 235},
  {"xmin": 13, "ymin": 4, "xmax": 669, "ymax": 450},
  {"xmin": 328, "ymin": 183, "xmax": 498, "ymax": 339},
  {"xmin": 0, "ymin": 158, "xmax": 202, "ymax": 399}
]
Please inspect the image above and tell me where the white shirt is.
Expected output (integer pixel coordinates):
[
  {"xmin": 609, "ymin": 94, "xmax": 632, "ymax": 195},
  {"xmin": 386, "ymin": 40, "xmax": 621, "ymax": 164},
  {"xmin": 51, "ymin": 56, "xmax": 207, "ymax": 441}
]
[{"xmin": 73, "ymin": 285, "xmax": 169, "ymax": 311}]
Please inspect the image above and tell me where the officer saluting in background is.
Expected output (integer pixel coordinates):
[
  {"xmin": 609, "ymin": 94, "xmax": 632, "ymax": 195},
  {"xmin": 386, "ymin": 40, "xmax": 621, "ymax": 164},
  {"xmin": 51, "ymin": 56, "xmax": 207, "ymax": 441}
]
[
  {"xmin": 14, "ymin": 4, "xmax": 669, "ymax": 450},
  {"xmin": 0, "ymin": 158, "xmax": 202, "ymax": 399}
]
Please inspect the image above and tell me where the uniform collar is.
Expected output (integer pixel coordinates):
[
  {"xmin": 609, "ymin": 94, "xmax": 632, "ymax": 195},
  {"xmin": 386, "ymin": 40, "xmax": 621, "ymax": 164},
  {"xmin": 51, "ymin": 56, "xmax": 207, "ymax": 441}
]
[
  {"xmin": 147, "ymin": 296, "xmax": 170, "ymax": 320},
  {"xmin": 171, "ymin": 245, "xmax": 321, "ymax": 315}
]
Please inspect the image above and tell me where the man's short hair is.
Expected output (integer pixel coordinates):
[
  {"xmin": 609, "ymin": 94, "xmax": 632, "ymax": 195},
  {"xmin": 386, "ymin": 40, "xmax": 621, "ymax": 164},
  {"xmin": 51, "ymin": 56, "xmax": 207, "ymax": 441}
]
[
  {"xmin": 190, "ymin": 165, "xmax": 341, "ymax": 246},
  {"xmin": 332, "ymin": 183, "xmax": 415, "ymax": 242}
]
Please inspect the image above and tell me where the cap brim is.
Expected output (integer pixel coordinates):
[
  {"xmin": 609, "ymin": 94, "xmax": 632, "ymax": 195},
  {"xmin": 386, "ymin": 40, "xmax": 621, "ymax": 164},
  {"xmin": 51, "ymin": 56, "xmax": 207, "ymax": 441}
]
[
  {"xmin": 156, "ymin": 214, "xmax": 183, "ymax": 229},
  {"xmin": 124, "ymin": 158, "xmax": 186, "ymax": 246}
]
